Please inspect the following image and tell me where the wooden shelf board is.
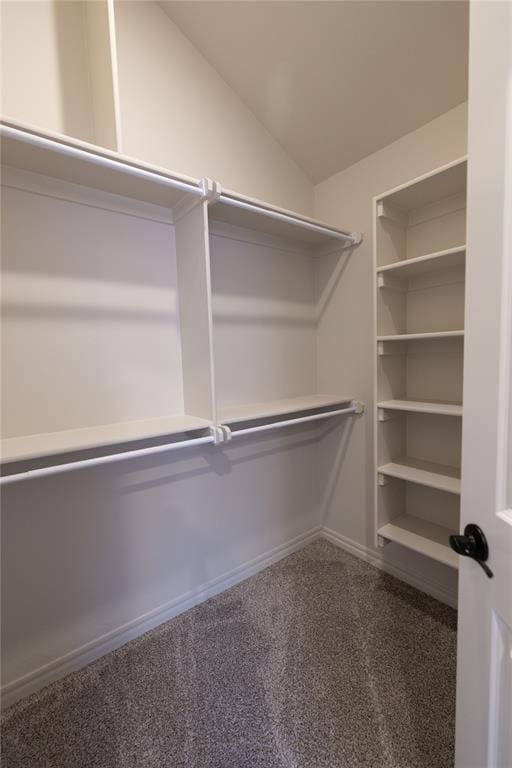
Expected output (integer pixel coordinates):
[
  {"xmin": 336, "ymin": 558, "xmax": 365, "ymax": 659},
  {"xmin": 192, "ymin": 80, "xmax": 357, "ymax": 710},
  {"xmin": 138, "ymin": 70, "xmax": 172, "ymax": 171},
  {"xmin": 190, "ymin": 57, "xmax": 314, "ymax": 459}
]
[
  {"xmin": 218, "ymin": 395, "xmax": 353, "ymax": 425},
  {"xmin": 378, "ymin": 514, "xmax": 459, "ymax": 569},
  {"xmin": 378, "ymin": 399, "xmax": 463, "ymax": 417},
  {"xmin": 377, "ymin": 246, "xmax": 465, "ymax": 278},
  {"xmin": 1, "ymin": 120, "xmax": 200, "ymax": 210},
  {"xmin": 1, "ymin": 414, "xmax": 212, "ymax": 463},
  {"xmin": 378, "ymin": 457, "xmax": 461, "ymax": 494},
  {"xmin": 209, "ymin": 198, "xmax": 351, "ymax": 249},
  {"xmin": 377, "ymin": 330, "xmax": 464, "ymax": 342},
  {"xmin": 378, "ymin": 158, "xmax": 467, "ymax": 212}
]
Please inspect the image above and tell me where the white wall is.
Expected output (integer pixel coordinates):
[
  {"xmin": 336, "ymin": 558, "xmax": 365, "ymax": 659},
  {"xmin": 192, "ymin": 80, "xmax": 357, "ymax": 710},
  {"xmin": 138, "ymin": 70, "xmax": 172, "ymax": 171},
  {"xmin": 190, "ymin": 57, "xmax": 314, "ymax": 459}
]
[
  {"xmin": 114, "ymin": 1, "xmax": 313, "ymax": 214},
  {"xmin": 314, "ymin": 102, "xmax": 468, "ymax": 601},
  {"xmin": 1, "ymin": 427, "xmax": 321, "ymax": 704},
  {"xmin": 0, "ymin": 1, "xmax": 95, "ymax": 142}
]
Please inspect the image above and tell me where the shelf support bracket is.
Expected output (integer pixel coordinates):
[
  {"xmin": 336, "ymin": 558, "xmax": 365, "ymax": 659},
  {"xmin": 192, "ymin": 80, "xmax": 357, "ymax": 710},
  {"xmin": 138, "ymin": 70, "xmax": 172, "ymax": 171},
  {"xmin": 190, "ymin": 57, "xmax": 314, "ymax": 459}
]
[
  {"xmin": 377, "ymin": 341, "xmax": 407, "ymax": 356},
  {"xmin": 219, "ymin": 424, "xmax": 232, "ymax": 442},
  {"xmin": 378, "ymin": 408, "xmax": 402, "ymax": 422},
  {"xmin": 377, "ymin": 273, "xmax": 406, "ymax": 291},
  {"xmin": 376, "ymin": 200, "xmax": 408, "ymax": 226},
  {"xmin": 378, "ymin": 473, "xmax": 392, "ymax": 487},
  {"xmin": 209, "ymin": 425, "xmax": 226, "ymax": 446}
]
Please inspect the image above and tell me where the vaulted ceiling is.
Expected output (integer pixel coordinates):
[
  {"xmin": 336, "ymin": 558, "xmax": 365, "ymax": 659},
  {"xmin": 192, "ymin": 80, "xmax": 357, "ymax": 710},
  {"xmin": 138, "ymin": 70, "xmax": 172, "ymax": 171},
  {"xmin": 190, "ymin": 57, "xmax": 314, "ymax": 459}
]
[{"xmin": 160, "ymin": 1, "xmax": 469, "ymax": 183}]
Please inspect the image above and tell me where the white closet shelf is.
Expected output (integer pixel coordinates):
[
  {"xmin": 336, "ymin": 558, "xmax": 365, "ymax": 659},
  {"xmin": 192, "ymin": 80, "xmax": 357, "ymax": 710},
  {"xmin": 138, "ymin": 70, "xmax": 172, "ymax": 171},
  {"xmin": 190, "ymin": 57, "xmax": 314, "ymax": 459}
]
[
  {"xmin": 378, "ymin": 457, "xmax": 461, "ymax": 494},
  {"xmin": 377, "ymin": 330, "xmax": 464, "ymax": 342},
  {"xmin": 376, "ymin": 246, "xmax": 465, "ymax": 279},
  {"xmin": 377, "ymin": 399, "xmax": 463, "ymax": 417},
  {"xmin": 377, "ymin": 157, "xmax": 467, "ymax": 213},
  {"xmin": 209, "ymin": 193, "xmax": 359, "ymax": 249},
  {"xmin": 378, "ymin": 514, "xmax": 458, "ymax": 569},
  {"xmin": 218, "ymin": 395, "xmax": 353, "ymax": 425},
  {"xmin": 1, "ymin": 414, "xmax": 212, "ymax": 463},
  {"xmin": 0, "ymin": 120, "xmax": 202, "ymax": 210}
]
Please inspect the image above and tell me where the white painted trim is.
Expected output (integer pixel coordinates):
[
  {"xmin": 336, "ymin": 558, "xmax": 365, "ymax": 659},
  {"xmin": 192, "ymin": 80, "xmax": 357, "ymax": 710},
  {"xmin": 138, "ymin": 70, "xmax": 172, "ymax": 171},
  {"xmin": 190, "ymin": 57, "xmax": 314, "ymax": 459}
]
[
  {"xmin": 0, "ymin": 526, "xmax": 321, "ymax": 709},
  {"xmin": 320, "ymin": 526, "xmax": 458, "ymax": 608}
]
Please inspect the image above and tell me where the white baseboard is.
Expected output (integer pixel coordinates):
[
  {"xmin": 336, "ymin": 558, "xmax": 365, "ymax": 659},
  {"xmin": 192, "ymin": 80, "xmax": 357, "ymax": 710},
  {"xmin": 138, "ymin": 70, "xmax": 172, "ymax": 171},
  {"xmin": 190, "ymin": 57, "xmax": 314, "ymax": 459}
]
[
  {"xmin": 2, "ymin": 522, "xmax": 457, "ymax": 710},
  {"xmin": 1, "ymin": 526, "xmax": 321, "ymax": 709},
  {"xmin": 320, "ymin": 526, "xmax": 458, "ymax": 609}
]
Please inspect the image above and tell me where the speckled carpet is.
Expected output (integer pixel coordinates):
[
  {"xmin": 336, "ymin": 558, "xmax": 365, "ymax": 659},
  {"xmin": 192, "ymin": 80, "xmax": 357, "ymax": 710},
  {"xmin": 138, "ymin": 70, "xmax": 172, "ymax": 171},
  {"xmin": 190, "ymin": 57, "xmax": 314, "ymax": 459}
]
[{"xmin": 1, "ymin": 540, "xmax": 457, "ymax": 768}]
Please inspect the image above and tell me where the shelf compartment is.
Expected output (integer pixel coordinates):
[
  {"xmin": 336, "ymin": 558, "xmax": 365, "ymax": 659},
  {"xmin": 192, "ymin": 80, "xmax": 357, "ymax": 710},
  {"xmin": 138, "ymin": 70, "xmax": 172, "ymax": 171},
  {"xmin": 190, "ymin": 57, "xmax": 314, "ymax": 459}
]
[
  {"xmin": 378, "ymin": 457, "xmax": 461, "ymax": 494},
  {"xmin": 209, "ymin": 216, "xmax": 323, "ymax": 416},
  {"xmin": 1, "ymin": 126, "xmax": 216, "ymax": 465},
  {"xmin": 378, "ymin": 514, "xmax": 458, "ymax": 569},
  {"xmin": 376, "ymin": 245, "xmax": 465, "ymax": 279},
  {"xmin": 375, "ymin": 158, "xmax": 467, "ymax": 268},
  {"xmin": 378, "ymin": 399, "xmax": 463, "ymax": 417},
  {"xmin": 377, "ymin": 255, "xmax": 465, "ymax": 337},
  {"xmin": 218, "ymin": 395, "xmax": 352, "ymax": 426},
  {"xmin": 1, "ymin": 414, "xmax": 212, "ymax": 464}
]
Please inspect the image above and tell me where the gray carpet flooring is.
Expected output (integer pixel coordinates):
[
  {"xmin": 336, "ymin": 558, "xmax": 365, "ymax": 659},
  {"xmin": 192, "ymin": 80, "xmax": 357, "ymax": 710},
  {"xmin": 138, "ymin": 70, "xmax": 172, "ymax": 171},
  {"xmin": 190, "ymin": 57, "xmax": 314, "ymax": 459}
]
[{"xmin": 1, "ymin": 540, "xmax": 457, "ymax": 768}]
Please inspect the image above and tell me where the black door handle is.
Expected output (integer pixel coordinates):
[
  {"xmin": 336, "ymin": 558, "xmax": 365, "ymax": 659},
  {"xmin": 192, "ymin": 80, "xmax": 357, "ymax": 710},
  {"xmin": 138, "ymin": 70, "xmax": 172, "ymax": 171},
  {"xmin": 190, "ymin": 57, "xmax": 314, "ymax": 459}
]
[{"xmin": 449, "ymin": 524, "xmax": 494, "ymax": 578}]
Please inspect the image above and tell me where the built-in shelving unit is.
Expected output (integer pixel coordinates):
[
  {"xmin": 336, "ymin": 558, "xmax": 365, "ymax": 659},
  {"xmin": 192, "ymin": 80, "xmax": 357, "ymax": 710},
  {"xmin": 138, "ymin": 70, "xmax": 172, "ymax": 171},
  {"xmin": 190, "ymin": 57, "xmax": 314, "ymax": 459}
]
[
  {"xmin": 0, "ymin": 123, "xmax": 217, "ymax": 469},
  {"xmin": 0, "ymin": 122, "xmax": 362, "ymax": 474},
  {"xmin": 374, "ymin": 157, "xmax": 467, "ymax": 568},
  {"xmin": 1, "ymin": 0, "xmax": 365, "ymax": 476}
]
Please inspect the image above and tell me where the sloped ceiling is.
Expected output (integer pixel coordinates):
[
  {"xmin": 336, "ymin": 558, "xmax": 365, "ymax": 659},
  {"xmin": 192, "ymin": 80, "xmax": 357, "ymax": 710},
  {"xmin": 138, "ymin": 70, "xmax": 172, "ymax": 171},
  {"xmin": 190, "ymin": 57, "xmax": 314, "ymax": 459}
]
[{"xmin": 160, "ymin": 1, "xmax": 468, "ymax": 183}]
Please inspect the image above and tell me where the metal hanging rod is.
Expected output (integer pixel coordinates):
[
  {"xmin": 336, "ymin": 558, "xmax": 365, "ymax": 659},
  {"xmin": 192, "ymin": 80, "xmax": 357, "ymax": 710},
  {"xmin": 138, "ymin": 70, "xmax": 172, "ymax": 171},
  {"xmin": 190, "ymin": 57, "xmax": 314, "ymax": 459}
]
[
  {"xmin": 216, "ymin": 193, "xmax": 362, "ymax": 246},
  {"xmin": 223, "ymin": 401, "xmax": 363, "ymax": 440},
  {"xmin": 0, "ymin": 124, "xmax": 201, "ymax": 197},
  {"xmin": 0, "ymin": 433, "xmax": 216, "ymax": 486}
]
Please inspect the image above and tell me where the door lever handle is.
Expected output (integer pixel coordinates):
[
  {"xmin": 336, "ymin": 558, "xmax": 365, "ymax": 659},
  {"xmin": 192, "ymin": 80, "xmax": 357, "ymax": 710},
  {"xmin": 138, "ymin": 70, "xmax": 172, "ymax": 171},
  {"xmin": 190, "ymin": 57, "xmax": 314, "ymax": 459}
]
[{"xmin": 449, "ymin": 524, "xmax": 494, "ymax": 578}]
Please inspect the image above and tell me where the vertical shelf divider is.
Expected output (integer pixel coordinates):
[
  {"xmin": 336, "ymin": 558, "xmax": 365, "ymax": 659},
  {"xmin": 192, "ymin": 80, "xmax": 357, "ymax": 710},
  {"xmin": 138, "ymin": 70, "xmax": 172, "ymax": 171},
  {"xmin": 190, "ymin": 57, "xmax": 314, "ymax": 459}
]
[{"xmin": 175, "ymin": 201, "xmax": 217, "ymax": 423}]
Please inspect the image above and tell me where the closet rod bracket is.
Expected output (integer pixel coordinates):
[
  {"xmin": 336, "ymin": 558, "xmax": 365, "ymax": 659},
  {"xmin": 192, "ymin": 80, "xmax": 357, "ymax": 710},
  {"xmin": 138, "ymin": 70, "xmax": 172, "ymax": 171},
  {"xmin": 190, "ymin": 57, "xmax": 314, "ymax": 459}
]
[
  {"xmin": 200, "ymin": 177, "xmax": 222, "ymax": 203},
  {"xmin": 209, "ymin": 425, "xmax": 227, "ymax": 446},
  {"xmin": 173, "ymin": 178, "xmax": 222, "ymax": 223}
]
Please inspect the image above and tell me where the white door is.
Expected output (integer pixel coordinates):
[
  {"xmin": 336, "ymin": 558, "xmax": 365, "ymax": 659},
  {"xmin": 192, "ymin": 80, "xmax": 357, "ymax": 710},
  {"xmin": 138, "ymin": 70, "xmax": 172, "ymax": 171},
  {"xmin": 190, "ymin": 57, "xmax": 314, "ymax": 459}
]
[{"xmin": 455, "ymin": 2, "xmax": 512, "ymax": 767}]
